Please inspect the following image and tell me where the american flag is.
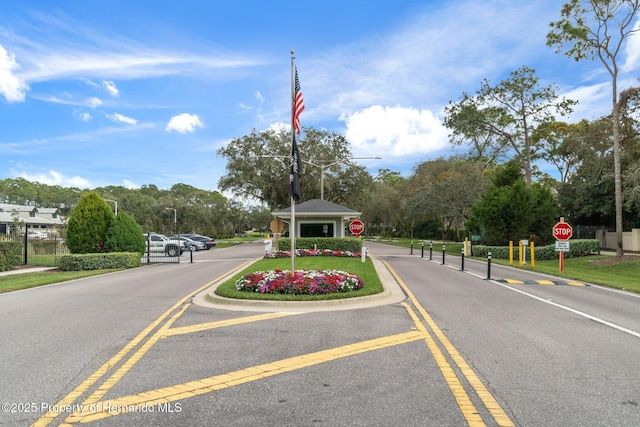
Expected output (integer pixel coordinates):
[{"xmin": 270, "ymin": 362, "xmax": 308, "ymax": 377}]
[{"xmin": 293, "ymin": 67, "xmax": 305, "ymax": 134}]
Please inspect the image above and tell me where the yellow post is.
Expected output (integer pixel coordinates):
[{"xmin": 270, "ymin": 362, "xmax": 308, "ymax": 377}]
[
  {"xmin": 529, "ymin": 241, "xmax": 535, "ymax": 269},
  {"xmin": 518, "ymin": 241, "xmax": 523, "ymax": 267},
  {"xmin": 465, "ymin": 237, "xmax": 469, "ymax": 256},
  {"xmin": 509, "ymin": 241, "xmax": 513, "ymax": 265}
]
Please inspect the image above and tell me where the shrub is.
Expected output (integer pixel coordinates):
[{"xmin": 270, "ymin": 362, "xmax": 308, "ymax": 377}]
[
  {"xmin": 59, "ymin": 252, "xmax": 141, "ymax": 271},
  {"xmin": 277, "ymin": 237, "xmax": 362, "ymax": 253},
  {"xmin": 66, "ymin": 192, "xmax": 114, "ymax": 253},
  {"xmin": 104, "ymin": 212, "xmax": 146, "ymax": 253},
  {"xmin": 470, "ymin": 239, "xmax": 599, "ymax": 260},
  {"xmin": 0, "ymin": 240, "xmax": 22, "ymax": 271}
]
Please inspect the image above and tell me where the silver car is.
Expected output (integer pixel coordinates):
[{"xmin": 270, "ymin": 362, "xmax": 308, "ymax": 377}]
[{"xmin": 171, "ymin": 236, "xmax": 206, "ymax": 251}]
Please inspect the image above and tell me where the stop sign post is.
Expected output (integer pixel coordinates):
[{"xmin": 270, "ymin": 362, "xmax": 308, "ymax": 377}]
[
  {"xmin": 553, "ymin": 218, "xmax": 573, "ymax": 272},
  {"xmin": 349, "ymin": 219, "xmax": 364, "ymax": 236}
]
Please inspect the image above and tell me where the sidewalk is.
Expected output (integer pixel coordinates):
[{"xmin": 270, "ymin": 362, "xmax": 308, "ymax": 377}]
[{"xmin": 0, "ymin": 266, "xmax": 58, "ymax": 277}]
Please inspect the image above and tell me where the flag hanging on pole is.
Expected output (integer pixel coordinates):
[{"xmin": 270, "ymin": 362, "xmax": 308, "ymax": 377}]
[
  {"xmin": 290, "ymin": 133, "xmax": 303, "ymax": 202},
  {"xmin": 293, "ymin": 67, "xmax": 305, "ymax": 134}
]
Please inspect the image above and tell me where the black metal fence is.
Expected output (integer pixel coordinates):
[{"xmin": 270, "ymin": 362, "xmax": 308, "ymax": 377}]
[{"xmin": 5, "ymin": 233, "xmax": 71, "ymax": 267}]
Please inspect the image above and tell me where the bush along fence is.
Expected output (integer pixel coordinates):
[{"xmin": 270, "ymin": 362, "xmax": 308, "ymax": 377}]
[
  {"xmin": 470, "ymin": 239, "xmax": 599, "ymax": 261},
  {"xmin": 276, "ymin": 237, "xmax": 363, "ymax": 253}
]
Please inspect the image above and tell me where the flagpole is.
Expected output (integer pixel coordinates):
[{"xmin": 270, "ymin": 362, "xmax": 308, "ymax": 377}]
[{"xmin": 290, "ymin": 51, "xmax": 296, "ymax": 275}]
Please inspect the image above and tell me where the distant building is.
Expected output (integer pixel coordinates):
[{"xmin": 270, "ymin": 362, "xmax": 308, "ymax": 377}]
[
  {"xmin": 271, "ymin": 199, "xmax": 361, "ymax": 238},
  {"xmin": 0, "ymin": 203, "xmax": 65, "ymax": 236}
]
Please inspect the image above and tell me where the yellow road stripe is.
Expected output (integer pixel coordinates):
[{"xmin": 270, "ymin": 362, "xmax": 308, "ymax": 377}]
[
  {"xmin": 402, "ymin": 303, "xmax": 485, "ymax": 426},
  {"xmin": 32, "ymin": 259, "xmax": 256, "ymax": 427},
  {"xmin": 164, "ymin": 312, "xmax": 295, "ymax": 337},
  {"xmin": 64, "ymin": 331, "xmax": 426, "ymax": 424},
  {"xmin": 379, "ymin": 257, "xmax": 515, "ymax": 427}
]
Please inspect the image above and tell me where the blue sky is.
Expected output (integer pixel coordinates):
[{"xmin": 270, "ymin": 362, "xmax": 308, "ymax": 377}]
[{"xmin": 0, "ymin": 1, "xmax": 638, "ymax": 199}]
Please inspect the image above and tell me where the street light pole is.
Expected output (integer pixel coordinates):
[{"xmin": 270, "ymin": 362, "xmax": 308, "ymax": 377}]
[
  {"xmin": 165, "ymin": 207, "xmax": 176, "ymax": 234},
  {"xmin": 105, "ymin": 199, "xmax": 118, "ymax": 216},
  {"xmin": 303, "ymin": 157, "xmax": 381, "ymax": 200}
]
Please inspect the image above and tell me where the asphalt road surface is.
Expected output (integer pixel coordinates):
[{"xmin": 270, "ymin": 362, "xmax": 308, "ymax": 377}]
[{"xmin": 1, "ymin": 241, "xmax": 639, "ymax": 426}]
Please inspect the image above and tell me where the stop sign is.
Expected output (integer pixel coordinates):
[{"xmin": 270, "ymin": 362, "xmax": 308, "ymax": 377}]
[
  {"xmin": 553, "ymin": 222, "xmax": 573, "ymax": 241},
  {"xmin": 349, "ymin": 219, "xmax": 364, "ymax": 235}
]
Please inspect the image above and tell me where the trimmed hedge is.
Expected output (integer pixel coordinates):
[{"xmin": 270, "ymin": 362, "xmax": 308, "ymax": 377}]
[
  {"xmin": 0, "ymin": 240, "xmax": 22, "ymax": 271},
  {"xmin": 470, "ymin": 239, "xmax": 599, "ymax": 260},
  {"xmin": 277, "ymin": 237, "xmax": 362, "ymax": 253},
  {"xmin": 59, "ymin": 252, "xmax": 142, "ymax": 271}
]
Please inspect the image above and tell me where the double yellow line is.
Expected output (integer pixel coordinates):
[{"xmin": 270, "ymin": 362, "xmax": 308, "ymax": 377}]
[{"xmin": 380, "ymin": 257, "xmax": 515, "ymax": 427}]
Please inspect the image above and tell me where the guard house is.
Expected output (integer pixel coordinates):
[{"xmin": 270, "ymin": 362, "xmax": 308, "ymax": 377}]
[{"xmin": 271, "ymin": 199, "xmax": 362, "ymax": 238}]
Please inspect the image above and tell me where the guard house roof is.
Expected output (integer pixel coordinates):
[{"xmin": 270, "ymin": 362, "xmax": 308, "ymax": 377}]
[{"xmin": 272, "ymin": 199, "xmax": 361, "ymax": 220}]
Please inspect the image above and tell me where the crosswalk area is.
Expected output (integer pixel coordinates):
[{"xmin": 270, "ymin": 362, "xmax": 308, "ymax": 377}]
[{"xmin": 497, "ymin": 279, "xmax": 587, "ymax": 287}]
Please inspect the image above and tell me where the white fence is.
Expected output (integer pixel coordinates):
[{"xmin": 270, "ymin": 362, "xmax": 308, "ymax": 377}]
[{"xmin": 596, "ymin": 228, "xmax": 640, "ymax": 252}]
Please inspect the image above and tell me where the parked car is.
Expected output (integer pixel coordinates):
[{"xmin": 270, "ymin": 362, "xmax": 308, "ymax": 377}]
[
  {"xmin": 28, "ymin": 231, "xmax": 48, "ymax": 239},
  {"xmin": 179, "ymin": 234, "xmax": 216, "ymax": 250},
  {"xmin": 171, "ymin": 236, "xmax": 206, "ymax": 251},
  {"xmin": 143, "ymin": 233, "xmax": 185, "ymax": 257}
]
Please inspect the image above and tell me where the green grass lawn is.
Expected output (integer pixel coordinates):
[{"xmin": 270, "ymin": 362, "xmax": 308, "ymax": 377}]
[
  {"xmin": 0, "ymin": 269, "xmax": 123, "ymax": 294},
  {"xmin": 215, "ymin": 256, "xmax": 383, "ymax": 301}
]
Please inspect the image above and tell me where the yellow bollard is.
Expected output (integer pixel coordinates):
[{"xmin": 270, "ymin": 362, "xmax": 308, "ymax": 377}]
[
  {"xmin": 518, "ymin": 241, "xmax": 523, "ymax": 267},
  {"xmin": 530, "ymin": 241, "xmax": 535, "ymax": 269},
  {"xmin": 509, "ymin": 241, "xmax": 513, "ymax": 265}
]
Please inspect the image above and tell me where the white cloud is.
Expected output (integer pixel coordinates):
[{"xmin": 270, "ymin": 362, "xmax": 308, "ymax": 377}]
[
  {"xmin": 16, "ymin": 169, "xmax": 91, "ymax": 188},
  {"xmin": 106, "ymin": 112, "xmax": 137, "ymax": 125},
  {"xmin": 122, "ymin": 179, "xmax": 139, "ymax": 189},
  {"xmin": 622, "ymin": 20, "xmax": 640, "ymax": 73},
  {"xmin": 79, "ymin": 112, "xmax": 92, "ymax": 121},
  {"xmin": 87, "ymin": 97, "xmax": 102, "ymax": 108},
  {"xmin": 165, "ymin": 113, "xmax": 203, "ymax": 133},
  {"xmin": 0, "ymin": 44, "xmax": 29, "ymax": 102},
  {"xmin": 103, "ymin": 80, "xmax": 119, "ymax": 96},
  {"xmin": 341, "ymin": 106, "xmax": 448, "ymax": 157}
]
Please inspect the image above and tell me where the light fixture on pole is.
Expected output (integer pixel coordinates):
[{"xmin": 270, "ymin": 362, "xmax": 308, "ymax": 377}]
[
  {"xmin": 105, "ymin": 199, "xmax": 118, "ymax": 216},
  {"xmin": 303, "ymin": 156, "xmax": 381, "ymax": 200}
]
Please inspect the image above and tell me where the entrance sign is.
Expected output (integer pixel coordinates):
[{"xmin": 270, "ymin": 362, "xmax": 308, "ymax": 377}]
[
  {"xmin": 349, "ymin": 219, "xmax": 364, "ymax": 236},
  {"xmin": 553, "ymin": 218, "xmax": 572, "ymax": 272}
]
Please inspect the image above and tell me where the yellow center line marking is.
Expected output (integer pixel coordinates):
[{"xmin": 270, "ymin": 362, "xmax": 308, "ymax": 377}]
[
  {"xmin": 378, "ymin": 256, "xmax": 515, "ymax": 427},
  {"xmin": 32, "ymin": 259, "xmax": 257, "ymax": 427},
  {"xmin": 64, "ymin": 331, "xmax": 427, "ymax": 424},
  {"xmin": 402, "ymin": 302, "xmax": 485, "ymax": 426}
]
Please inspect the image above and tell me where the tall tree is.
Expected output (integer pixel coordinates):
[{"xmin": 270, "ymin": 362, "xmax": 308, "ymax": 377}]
[
  {"xmin": 217, "ymin": 127, "xmax": 374, "ymax": 209},
  {"xmin": 446, "ymin": 66, "xmax": 577, "ymax": 186},
  {"xmin": 444, "ymin": 98, "xmax": 511, "ymax": 176},
  {"xmin": 406, "ymin": 158, "xmax": 487, "ymax": 240},
  {"xmin": 547, "ymin": 0, "xmax": 640, "ymax": 256}
]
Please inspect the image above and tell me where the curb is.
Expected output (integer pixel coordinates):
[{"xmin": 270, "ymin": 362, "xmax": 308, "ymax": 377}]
[{"xmin": 192, "ymin": 255, "xmax": 407, "ymax": 312}]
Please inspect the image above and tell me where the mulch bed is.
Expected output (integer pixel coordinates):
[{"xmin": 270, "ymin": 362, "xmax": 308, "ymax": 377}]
[{"xmin": 589, "ymin": 255, "xmax": 640, "ymax": 266}]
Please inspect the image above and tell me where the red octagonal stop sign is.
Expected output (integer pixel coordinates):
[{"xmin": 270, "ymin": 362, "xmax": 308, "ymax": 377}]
[
  {"xmin": 553, "ymin": 222, "xmax": 573, "ymax": 241},
  {"xmin": 349, "ymin": 219, "xmax": 364, "ymax": 235}
]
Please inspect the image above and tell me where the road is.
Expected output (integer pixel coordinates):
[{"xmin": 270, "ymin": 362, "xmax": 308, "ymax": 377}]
[{"xmin": 0, "ymin": 241, "xmax": 638, "ymax": 426}]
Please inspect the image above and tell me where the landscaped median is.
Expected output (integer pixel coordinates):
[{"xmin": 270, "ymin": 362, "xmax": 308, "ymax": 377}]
[
  {"xmin": 214, "ymin": 249, "xmax": 383, "ymax": 301},
  {"xmin": 199, "ymin": 250, "xmax": 408, "ymax": 312}
]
